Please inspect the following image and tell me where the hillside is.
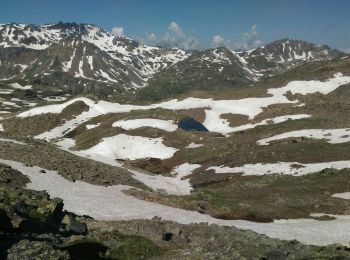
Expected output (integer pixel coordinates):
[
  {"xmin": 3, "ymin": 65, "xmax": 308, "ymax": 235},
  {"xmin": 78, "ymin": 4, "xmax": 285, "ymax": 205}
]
[
  {"xmin": 0, "ymin": 23, "xmax": 344, "ymax": 100},
  {"xmin": 1, "ymin": 22, "xmax": 350, "ymax": 259}
]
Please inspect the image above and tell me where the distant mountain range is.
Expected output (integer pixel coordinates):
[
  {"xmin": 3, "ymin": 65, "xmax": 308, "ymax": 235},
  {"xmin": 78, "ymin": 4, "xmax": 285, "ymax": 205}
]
[{"xmin": 0, "ymin": 22, "xmax": 345, "ymax": 98}]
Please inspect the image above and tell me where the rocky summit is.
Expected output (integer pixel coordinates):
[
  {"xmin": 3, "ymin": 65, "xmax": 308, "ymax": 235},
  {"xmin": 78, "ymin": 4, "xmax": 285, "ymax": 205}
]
[{"xmin": 1, "ymin": 16, "xmax": 350, "ymax": 260}]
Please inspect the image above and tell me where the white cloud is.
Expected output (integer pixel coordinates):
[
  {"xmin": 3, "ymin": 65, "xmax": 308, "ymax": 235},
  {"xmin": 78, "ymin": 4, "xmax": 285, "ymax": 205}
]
[
  {"xmin": 212, "ymin": 35, "xmax": 230, "ymax": 48},
  {"xmin": 211, "ymin": 25, "xmax": 263, "ymax": 51},
  {"xmin": 145, "ymin": 32, "xmax": 157, "ymax": 42},
  {"xmin": 233, "ymin": 24, "xmax": 263, "ymax": 50},
  {"xmin": 141, "ymin": 21, "xmax": 199, "ymax": 50},
  {"xmin": 168, "ymin": 21, "xmax": 183, "ymax": 36},
  {"xmin": 111, "ymin": 27, "xmax": 124, "ymax": 36}
]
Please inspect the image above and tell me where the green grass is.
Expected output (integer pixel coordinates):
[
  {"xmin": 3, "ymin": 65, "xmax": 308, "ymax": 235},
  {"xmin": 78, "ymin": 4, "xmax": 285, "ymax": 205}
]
[
  {"xmin": 63, "ymin": 231, "xmax": 165, "ymax": 260},
  {"xmin": 107, "ymin": 231, "xmax": 165, "ymax": 260},
  {"xmin": 187, "ymin": 169, "xmax": 350, "ymax": 220}
]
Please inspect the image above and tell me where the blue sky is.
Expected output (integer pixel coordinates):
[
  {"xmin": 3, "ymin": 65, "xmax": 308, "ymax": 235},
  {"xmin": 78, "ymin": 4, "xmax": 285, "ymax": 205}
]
[{"xmin": 0, "ymin": 0, "xmax": 349, "ymax": 51}]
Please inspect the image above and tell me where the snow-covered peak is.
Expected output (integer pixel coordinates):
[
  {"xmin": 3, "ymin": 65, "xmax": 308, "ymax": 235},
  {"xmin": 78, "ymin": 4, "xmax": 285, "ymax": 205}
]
[{"xmin": 0, "ymin": 22, "xmax": 189, "ymax": 89}]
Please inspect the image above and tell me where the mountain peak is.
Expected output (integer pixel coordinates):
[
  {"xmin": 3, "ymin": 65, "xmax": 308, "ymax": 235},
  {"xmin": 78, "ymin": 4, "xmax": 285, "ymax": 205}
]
[{"xmin": 0, "ymin": 22, "xmax": 345, "ymax": 96}]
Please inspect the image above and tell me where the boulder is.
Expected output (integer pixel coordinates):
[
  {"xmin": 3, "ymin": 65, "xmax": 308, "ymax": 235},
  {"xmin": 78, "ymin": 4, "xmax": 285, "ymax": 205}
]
[{"xmin": 62, "ymin": 215, "xmax": 87, "ymax": 235}]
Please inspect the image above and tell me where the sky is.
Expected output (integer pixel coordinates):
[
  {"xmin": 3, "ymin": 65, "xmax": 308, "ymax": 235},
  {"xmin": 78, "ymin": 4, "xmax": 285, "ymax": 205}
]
[{"xmin": 0, "ymin": 0, "xmax": 349, "ymax": 52}]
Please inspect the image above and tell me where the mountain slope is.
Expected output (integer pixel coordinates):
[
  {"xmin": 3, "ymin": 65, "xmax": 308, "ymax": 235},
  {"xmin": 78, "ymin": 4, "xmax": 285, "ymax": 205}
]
[
  {"xmin": 0, "ymin": 22, "xmax": 187, "ymax": 93},
  {"xmin": 139, "ymin": 39, "xmax": 344, "ymax": 100},
  {"xmin": 0, "ymin": 22, "xmax": 345, "ymax": 99}
]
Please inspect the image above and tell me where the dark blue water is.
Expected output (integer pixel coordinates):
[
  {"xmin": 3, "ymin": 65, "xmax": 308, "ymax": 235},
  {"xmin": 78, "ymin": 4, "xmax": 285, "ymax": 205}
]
[{"xmin": 177, "ymin": 118, "xmax": 209, "ymax": 132}]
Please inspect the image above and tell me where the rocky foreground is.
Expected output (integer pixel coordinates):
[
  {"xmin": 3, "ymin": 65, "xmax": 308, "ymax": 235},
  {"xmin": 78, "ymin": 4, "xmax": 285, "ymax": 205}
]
[{"xmin": 1, "ymin": 163, "xmax": 350, "ymax": 260}]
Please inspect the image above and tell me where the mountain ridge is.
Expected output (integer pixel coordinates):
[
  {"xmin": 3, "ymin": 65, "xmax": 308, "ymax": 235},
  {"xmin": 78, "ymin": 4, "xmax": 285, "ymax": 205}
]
[{"xmin": 0, "ymin": 22, "xmax": 345, "ymax": 98}]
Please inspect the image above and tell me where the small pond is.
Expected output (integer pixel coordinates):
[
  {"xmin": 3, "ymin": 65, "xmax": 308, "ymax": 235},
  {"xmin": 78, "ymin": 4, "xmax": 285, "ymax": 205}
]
[{"xmin": 177, "ymin": 118, "xmax": 209, "ymax": 132}]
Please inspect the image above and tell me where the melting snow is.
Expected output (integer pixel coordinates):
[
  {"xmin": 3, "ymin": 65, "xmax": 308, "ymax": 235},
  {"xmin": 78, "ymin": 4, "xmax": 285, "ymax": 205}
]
[
  {"xmin": 1, "ymin": 158, "xmax": 350, "ymax": 246},
  {"xmin": 258, "ymin": 129, "xmax": 350, "ymax": 145},
  {"xmin": 9, "ymin": 83, "xmax": 32, "ymax": 90},
  {"xmin": 86, "ymin": 123, "xmax": 100, "ymax": 130},
  {"xmin": 112, "ymin": 118, "xmax": 178, "ymax": 132},
  {"xmin": 171, "ymin": 163, "xmax": 201, "ymax": 178},
  {"xmin": 208, "ymin": 161, "xmax": 350, "ymax": 176},
  {"xmin": 19, "ymin": 97, "xmax": 96, "ymax": 118},
  {"xmin": 332, "ymin": 192, "xmax": 350, "ymax": 200},
  {"xmin": 186, "ymin": 142, "xmax": 203, "ymax": 148},
  {"xmin": 18, "ymin": 73, "xmax": 350, "ymax": 135},
  {"xmin": 81, "ymin": 134, "xmax": 178, "ymax": 160},
  {"xmin": 221, "ymin": 114, "xmax": 311, "ymax": 134},
  {"xmin": 0, "ymin": 138, "xmax": 27, "ymax": 145}
]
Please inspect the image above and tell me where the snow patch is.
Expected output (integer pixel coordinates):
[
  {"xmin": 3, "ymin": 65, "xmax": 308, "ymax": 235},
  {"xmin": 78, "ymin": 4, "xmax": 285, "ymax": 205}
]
[
  {"xmin": 0, "ymin": 138, "xmax": 26, "ymax": 145},
  {"xmin": 81, "ymin": 134, "xmax": 178, "ymax": 160},
  {"xmin": 18, "ymin": 74, "xmax": 350, "ymax": 136},
  {"xmin": 186, "ymin": 142, "xmax": 203, "ymax": 148},
  {"xmin": 9, "ymin": 83, "xmax": 32, "ymax": 90},
  {"xmin": 171, "ymin": 163, "xmax": 201, "ymax": 178},
  {"xmin": 86, "ymin": 123, "xmax": 100, "ymax": 130},
  {"xmin": 208, "ymin": 161, "xmax": 350, "ymax": 176},
  {"xmin": 332, "ymin": 192, "xmax": 350, "ymax": 200},
  {"xmin": 258, "ymin": 129, "xmax": 350, "ymax": 145},
  {"xmin": 113, "ymin": 118, "xmax": 178, "ymax": 132}
]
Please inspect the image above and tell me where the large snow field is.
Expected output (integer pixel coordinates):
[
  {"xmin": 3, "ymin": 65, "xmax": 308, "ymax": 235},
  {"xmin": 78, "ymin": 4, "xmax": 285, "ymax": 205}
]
[
  {"xmin": 257, "ymin": 128, "xmax": 350, "ymax": 145},
  {"xmin": 18, "ymin": 73, "xmax": 350, "ymax": 136},
  {"xmin": 56, "ymin": 137, "xmax": 191, "ymax": 195},
  {"xmin": 2, "ymin": 158, "xmax": 350, "ymax": 246},
  {"xmin": 208, "ymin": 161, "xmax": 350, "ymax": 176},
  {"xmin": 80, "ymin": 134, "xmax": 178, "ymax": 160},
  {"xmin": 112, "ymin": 118, "xmax": 178, "ymax": 132}
]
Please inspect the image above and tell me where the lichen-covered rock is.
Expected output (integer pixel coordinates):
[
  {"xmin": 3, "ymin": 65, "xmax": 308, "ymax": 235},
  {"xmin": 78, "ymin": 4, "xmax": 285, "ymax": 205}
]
[{"xmin": 7, "ymin": 240, "xmax": 70, "ymax": 260}]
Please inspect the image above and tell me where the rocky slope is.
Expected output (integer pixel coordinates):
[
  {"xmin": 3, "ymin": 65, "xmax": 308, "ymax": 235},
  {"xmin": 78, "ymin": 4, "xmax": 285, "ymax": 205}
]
[
  {"xmin": 1, "ymin": 163, "xmax": 350, "ymax": 259},
  {"xmin": 0, "ymin": 22, "xmax": 187, "ymax": 94},
  {"xmin": 141, "ymin": 38, "xmax": 344, "ymax": 100}
]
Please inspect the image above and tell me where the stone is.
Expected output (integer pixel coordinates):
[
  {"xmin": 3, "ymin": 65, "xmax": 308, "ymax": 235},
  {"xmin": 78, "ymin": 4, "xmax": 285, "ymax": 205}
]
[
  {"xmin": 62, "ymin": 215, "xmax": 87, "ymax": 235},
  {"xmin": 7, "ymin": 240, "xmax": 70, "ymax": 260}
]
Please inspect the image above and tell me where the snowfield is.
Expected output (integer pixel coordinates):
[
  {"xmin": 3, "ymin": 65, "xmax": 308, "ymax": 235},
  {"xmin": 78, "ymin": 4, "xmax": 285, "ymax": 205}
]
[
  {"xmin": 113, "ymin": 118, "xmax": 178, "ymax": 132},
  {"xmin": 18, "ymin": 73, "xmax": 350, "ymax": 135},
  {"xmin": 208, "ymin": 161, "xmax": 350, "ymax": 176},
  {"xmin": 171, "ymin": 163, "xmax": 201, "ymax": 178},
  {"xmin": 55, "ymin": 137, "xmax": 192, "ymax": 195},
  {"xmin": 332, "ymin": 192, "xmax": 350, "ymax": 200},
  {"xmin": 267, "ymin": 72, "xmax": 348, "ymax": 96},
  {"xmin": 18, "ymin": 97, "xmax": 96, "ymax": 118},
  {"xmin": 2, "ymin": 158, "xmax": 350, "ymax": 246},
  {"xmin": 227, "ymin": 114, "xmax": 311, "ymax": 134},
  {"xmin": 9, "ymin": 83, "xmax": 32, "ymax": 90},
  {"xmin": 257, "ymin": 128, "xmax": 350, "ymax": 145},
  {"xmin": 81, "ymin": 134, "xmax": 178, "ymax": 160},
  {"xmin": 86, "ymin": 123, "xmax": 100, "ymax": 129}
]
